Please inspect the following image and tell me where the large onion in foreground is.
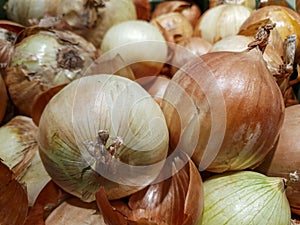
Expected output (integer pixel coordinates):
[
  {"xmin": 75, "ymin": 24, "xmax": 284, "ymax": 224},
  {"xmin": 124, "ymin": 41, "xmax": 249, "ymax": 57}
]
[
  {"xmin": 162, "ymin": 48, "xmax": 285, "ymax": 172},
  {"xmin": 38, "ymin": 74, "xmax": 169, "ymax": 202},
  {"xmin": 200, "ymin": 171, "xmax": 291, "ymax": 224}
]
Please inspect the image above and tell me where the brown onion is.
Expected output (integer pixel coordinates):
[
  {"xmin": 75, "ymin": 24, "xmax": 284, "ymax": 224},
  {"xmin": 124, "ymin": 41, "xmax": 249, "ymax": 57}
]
[
  {"xmin": 258, "ymin": 0, "xmax": 289, "ymax": 8},
  {"xmin": 151, "ymin": 12, "xmax": 194, "ymax": 44},
  {"xmin": 170, "ymin": 37, "xmax": 212, "ymax": 76},
  {"xmin": 96, "ymin": 155, "xmax": 204, "ymax": 225},
  {"xmin": 239, "ymin": 5, "xmax": 300, "ymax": 64},
  {"xmin": 161, "ymin": 47, "xmax": 285, "ymax": 173},
  {"xmin": 255, "ymin": 104, "xmax": 300, "ymax": 215},
  {"xmin": 151, "ymin": 1, "xmax": 201, "ymax": 27}
]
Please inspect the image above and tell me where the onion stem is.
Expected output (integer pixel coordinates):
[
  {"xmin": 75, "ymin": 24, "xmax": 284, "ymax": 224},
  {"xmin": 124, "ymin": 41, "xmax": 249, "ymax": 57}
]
[{"xmin": 284, "ymin": 171, "xmax": 299, "ymax": 189}]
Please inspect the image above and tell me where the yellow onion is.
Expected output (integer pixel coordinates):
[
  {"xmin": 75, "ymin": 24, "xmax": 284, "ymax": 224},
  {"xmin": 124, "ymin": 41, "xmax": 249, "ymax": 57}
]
[
  {"xmin": 255, "ymin": 104, "xmax": 300, "ymax": 215},
  {"xmin": 151, "ymin": 1, "xmax": 201, "ymax": 27},
  {"xmin": 209, "ymin": 34, "xmax": 254, "ymax": 52},
  {"xmin": 161, "ymin": 47, "xmax": 285, "ymax": 172},
  {"xmin": 170, "ymin": 37, "xmax": 212, "ymax": 76},
  {"xmin": 96, "ymin": 154, "xmax": 204, "ymax": 225},
  {"xmin": 194, "ymin": 4, "xmax": 253, "ymax": 44},
  {"xmin": 200, "ymin": 171, "xmax": 291, "ymax": 224},
  {"xmin": 258, "ymin": 0, "xmax": 289, "ymax": 8},
  {"xmin": 38, "ymin": 74, "xmax": 169, "ymax": 202},
  {"xmin": 5, "ymin": 0, "xmax": 137, "ymax": 48},
  {"xmin": 0, "ymin": 161, "xmax": 28, "ymax": 225},
  {"xmin": 100, "ymin": 20, "xmax": 168, "ymax": 79},
  {"xmin": 209, "ymin": 0, "xmax": 256, "ymax": 9},
  {"xmin": 0, "ymin": 74, "xmax": 7, "ymax": 123},
  {"xmin": 238, "ymin": 5, "xmax": 300, "ymax": 64},
  {"xmin": 4, "ymin": 27, "xmax": 97, "ymax": 116},
  {"xmin": 151, "ymin": 12, "xmax": 194, "ymax": 44}
]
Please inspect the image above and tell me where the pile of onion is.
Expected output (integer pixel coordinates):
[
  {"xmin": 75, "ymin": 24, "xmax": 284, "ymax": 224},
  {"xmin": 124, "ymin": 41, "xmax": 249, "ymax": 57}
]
[
  {"xmin": 38, "ymin": 74, "xmax": 169, "ymax": 202},
  {"xmin": 255, "ymin": 104, "xmax": 300, "ymax": 215},
  {"xmin": 161, "ymin": 38, "xmax": 285, "ymax": 172},
  {"xmin": 4, "ymin": 0, "xmax": 137, "ymax": 48}
]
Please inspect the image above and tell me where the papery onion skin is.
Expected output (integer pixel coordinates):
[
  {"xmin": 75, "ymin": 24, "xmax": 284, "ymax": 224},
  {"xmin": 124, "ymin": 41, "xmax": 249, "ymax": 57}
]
[
  {"xmin": 38, "ymin": 74, "xmax": 169, "ymax": 202},
  {"xmin": 0, "ymin": 74, "xmax": 7, "ymax": 123},
  {"xmin": 162, "ymin": 49, "xmax": 285, "ymax": 172},
  {"xmin": 4, "ymin": 28, "xmax": 97, "ymax": 116},
  {"xmin": 194, "ymin": 4, "xmax": 252, "ymax": 44},
  {"xmin": 200, "ymin": 171, "xmax": 291, "ymax": 225},
  {"xmin": 255, "ymin": 104, "xmax": 300, "ymax": 215},
  {"xmin": 238, "ymin": 5, "xmax": 300, "ymax": 63},
  {"xmin": 101, "ymin": 20, "xmax": 168, "ymax": 79}
]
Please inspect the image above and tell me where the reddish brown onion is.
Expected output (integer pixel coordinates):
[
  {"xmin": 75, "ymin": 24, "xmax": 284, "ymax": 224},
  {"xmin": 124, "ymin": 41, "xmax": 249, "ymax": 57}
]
[{"xmin": 255, "ymin": 104, "xmax": 300, "ymax": 215}]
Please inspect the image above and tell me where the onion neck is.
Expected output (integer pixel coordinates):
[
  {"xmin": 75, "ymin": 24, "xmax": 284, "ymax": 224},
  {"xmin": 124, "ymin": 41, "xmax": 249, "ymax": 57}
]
[{"xmin": 283, "ymin": 171, "xmax": 299, "ymax": 190}]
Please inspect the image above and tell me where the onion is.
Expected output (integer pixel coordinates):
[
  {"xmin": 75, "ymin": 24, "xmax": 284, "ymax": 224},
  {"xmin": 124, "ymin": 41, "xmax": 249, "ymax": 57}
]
[
  {"xmin": 161, "ymin": 46, "xmax": 285, "ymax": 172},
  {"xmin": 209, "ymin": 0, "xmax": 256, "ymax": 9},
  {"xmin": 201, "ymin": 171, "xmax": 291, "ymax": 224},
  {"xmin": 38, "ymin": 74, "xmax": 169, "ymax": 202},
  {"xmin": 0, "ymin": 161, "xmax": 28, "ymax": 225},
  {"xmin": 258, "ymin": 0, "xmax": 289, "ymax": 8},
  {"xmin": 0, "ymin": 74, "xmax": 7, "ymax": 123},
  {"xmin": 255, "ymin": 104, "xmax": 300, "ymax": 215},
  {"xmin": 3, "ymin": 27, "xmax": 97, "ymax": 116},
  {"xmin": 151, "ymin": 12, "xmax": 194, "ymax": 44},
  {"xmin": 100, "ymin": 20, "xmax": 168, "ymax": 79},
  {"xmin": 238, "ymin": 5, "xmax": 300, "ymax": 64},
  {"xmin": 194, "ymin": 4, "xmax": 252, "ymax": 44},
  {"xmin": 5, "ymin": 0, "xmax": 137, "ymax": 48},
  {"xmin": 209, "ymin": 34, "xmax": 254, "ymax": 52},
  {"xmin": 96, "ymin": 155, "xmax": 204, "ymax": 225},
  {"xmin": 170, "ymin": 37, "xmax": 212, "ymax": 76},
  {"xmin": 151, "ymin": 1, "xmax": 201, "ymax": 27}
]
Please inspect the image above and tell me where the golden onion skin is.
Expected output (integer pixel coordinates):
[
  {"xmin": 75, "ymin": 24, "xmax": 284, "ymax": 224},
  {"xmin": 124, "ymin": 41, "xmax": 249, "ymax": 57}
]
[
  {"xmin": 200, "ymin": 171, "xmax": 291, "ymax": 225},
  {"xmin": 38, "ymin": 74, "xmax": 169, "ymax": 202},
  {"xmin": 162, "ymin": 49, "xmax": 285, "ymax": 172}
]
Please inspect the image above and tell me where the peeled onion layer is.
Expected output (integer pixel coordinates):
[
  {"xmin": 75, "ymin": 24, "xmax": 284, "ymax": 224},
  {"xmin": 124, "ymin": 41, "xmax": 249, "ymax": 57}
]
[
  {"xmin": 38, "ymin": 74, "xmax": 169, "ymax": 202},
  {"xmin": 200, "ymin": 171, "xmax": 291, "ymax": 225},
  {"xmin": 162, "ymin": 49, "xmax": 285, "ymax": 172}
]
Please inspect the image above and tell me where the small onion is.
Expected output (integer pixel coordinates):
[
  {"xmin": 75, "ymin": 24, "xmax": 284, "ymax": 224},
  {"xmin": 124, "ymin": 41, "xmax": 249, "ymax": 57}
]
[
  {"xmin": 255, "ymin": 104, "xmax": 300, "ymax": 215},
  {"xmin": 161, "ymin": 48, "xmax": 285, "ymax": 172},
  {"xmin": 151, "ymin": 1, "xmax": 201, "ymax": 27},
  {"xmin": 100, "ymin": 20, "xmax": 168, "ymax": 79},
  {"xmin": 209, "ymin": 34, "xmax": 254, "ymax": 52},
  {"xmin": 201, "ymin": 171, "xmax": 291, "ymax": 224},
  {"xmin": 238, "ymin": 5, "xmax": 300, "ymax": 64},
  {"xmin": 5, "ymin": 0, "xmax": 137, "ymax": 48},
  {"xmin": 194, "ymin": 4, "xmax": 252, "ymax": 44},
  {"xmin": 4, "ymin": 27, "xmax": 97, "ymax": 116},
  {"xmin": 169, "ymin": 37, "xmax": 212, "ymax": 76},
  {"xmin": 38, "ymin": 74, "xmax": 169, "ymax": 202},
  {"xmin": 151, "ymin": 12, "xmax": 194, "ymax": 44}
]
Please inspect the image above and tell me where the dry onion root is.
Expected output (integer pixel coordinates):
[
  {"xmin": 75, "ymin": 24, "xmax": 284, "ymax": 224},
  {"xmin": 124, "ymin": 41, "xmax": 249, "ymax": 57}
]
[{"xmin": 3, "ymin": 26, "xmax": 97, "ymax": 116}]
